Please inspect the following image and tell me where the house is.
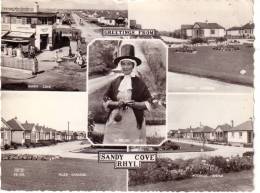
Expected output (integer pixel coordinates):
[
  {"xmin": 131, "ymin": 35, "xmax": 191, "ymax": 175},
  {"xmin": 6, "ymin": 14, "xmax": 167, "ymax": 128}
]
[
  {"xmin": 1, "ymin": 2, "xmax": 58, "ymax": 50},
  {"xmin": 212, "ymin": 123, "xmax": 232, "ymax": 143},
  {"xmin": 1, "ymin": 118, "xmax": 12, "ymax": 148},
  {"xmin": 22, "ymin": 121, "xmax": 38, "ymax": 143},
  {"xmin": 226, "ymin": 26, "xmax": 243, "ymax": 38},
  {"xmin": 75, "ymin": 131, "xmax": 86, "ymax": 140},
  {"xmin": 7, "ymin": 117, "xmax": 25, "ymax": 145},
  {"xmin": 35, "ymin": 124, "xmax": 44, "ymax": 140},
  {"xmin": 180, "ymin": 25, "xmax": 193, "ymax": 39},
  {"xmin": 241, "ymin": 22, "xmax": 254, "ymax": 38},
  {"xmin": 192, "ymin": 125, "xmax": 214, "ymax": 141},
  {"xmin": 55, "ymin": 131, "xmax": 62, "ymax": 141},
  {"xmin": 192, "ymin": 22, "xmax": 225, "ymax": 39},
  {"xmin": 226, "ymin": 22, "xmax": 254, "ymax": 39},
  {"xmin": 227, "ymin": 120, "xmax": 253, "ymax": 146}
]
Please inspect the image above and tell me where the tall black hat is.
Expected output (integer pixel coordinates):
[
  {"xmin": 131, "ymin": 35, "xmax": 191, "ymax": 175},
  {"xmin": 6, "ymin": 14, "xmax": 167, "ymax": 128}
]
[{"xmin": 113, "ymin": 44, "xmax": 142, "ymax": 66}]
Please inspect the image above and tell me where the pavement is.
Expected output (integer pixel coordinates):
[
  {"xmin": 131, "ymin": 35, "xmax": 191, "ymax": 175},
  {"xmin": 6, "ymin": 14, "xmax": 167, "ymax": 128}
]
[
  {"xmin": 158, "ymin": 138, "xmax": 253, "ymax": 160},
  {"xmin": 168, "ymin": 72, "xmax": 253, "ymax": 93}
]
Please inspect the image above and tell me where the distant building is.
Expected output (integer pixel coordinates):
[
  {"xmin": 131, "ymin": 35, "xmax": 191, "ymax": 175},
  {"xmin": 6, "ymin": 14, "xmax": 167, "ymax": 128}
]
[
  {"xmin": 226, "ymin": 22, "xmax": 254, "ymax": 39},
  {"xmin": 180, "ymin": 24, "xmax": 193, "ymax": 39},
  {"xmin": 1, "ymin": 2, "xmax": 58, "ymax": 50}
]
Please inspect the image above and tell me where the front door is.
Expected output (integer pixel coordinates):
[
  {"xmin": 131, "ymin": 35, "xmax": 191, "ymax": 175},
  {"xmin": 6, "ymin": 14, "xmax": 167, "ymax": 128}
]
[
  {"xmin": 247, "ymin": 131, "xmax": 252, "ymax": 143},
  {"xmin": 40, "ymin": 34, "xmax": 48, "ymax": 50}
]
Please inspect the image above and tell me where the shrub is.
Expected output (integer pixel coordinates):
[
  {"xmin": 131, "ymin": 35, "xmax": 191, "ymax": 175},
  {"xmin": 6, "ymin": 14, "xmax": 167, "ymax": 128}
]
[
  {"xmin": 216, "ymin": 37, "xmax": 227, "ymax": 42},
  {"xmin": 88, "ymin": 132, "xmax": 104, "ymax": 144},
  {"xmin": 243, "ymin": 151, "xmax": 254, "ymax": 157},
  {"xmin": 160, "ymin": 140, "xmax": 180, "ymax": 150},
  {"xmin": 4, "ymin": 144, "xmax": 10, "ymax": 150},
  {"xmin": 191, "ymin": 38, "xmax": 207, "ymax": 44}
]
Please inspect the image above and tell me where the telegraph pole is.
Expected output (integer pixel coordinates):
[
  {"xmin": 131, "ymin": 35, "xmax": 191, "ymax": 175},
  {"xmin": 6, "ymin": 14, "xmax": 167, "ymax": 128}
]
[{"xmin": 67, "ymin": 121, "xmax": 70, "ymax": 141}]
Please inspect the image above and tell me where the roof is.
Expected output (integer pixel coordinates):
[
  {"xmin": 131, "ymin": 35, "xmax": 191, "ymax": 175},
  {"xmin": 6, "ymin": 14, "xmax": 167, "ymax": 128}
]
[
  {"xmin": 215, "ymin": 124, "xmax": 232, "ymax": 132},
  {"xmin": 242, "ymin": 23, "xmax": 254, "ymax": 29},
  {"xmin": 2, "ymin": 11, "xmax": 57, "ymax": 18},
  {"xmin": 227, "ymin": 26, "xmax": 242, "ymax": 31},
  {"xmin": 181, "ymin": 24, "xmax": 193, "ymax": 29},
  {"xmin": 194, "ymin": 22, "xmax": 225, "ymax": 29},
  {"xmin": 22, "ymin": 121, "xmax": 35, "ymax": 131},
  {"xmin": 6, "ymin": 31, "xmax": 34, "ymax": 38},
  {"xmin": 229, "ymin": 120, "xmax": 253, "ymax": 131},
  {"xmin": 1, "ymin": 118, "xmax": 12, "ymax": 131},
  {"xmin": 193, "ymin": 126, "xmax": 214, "ymax": 133},
  {"xmin": 7, "ymin": 118, "xmax": 25, "ymax": 131}
]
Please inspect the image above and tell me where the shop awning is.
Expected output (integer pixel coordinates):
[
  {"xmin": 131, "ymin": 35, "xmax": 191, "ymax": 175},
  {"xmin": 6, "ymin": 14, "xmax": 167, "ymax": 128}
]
[
  {"xmin": 7, "ymin": 31, "xmax": 35, "ymax": 38},
  {"xmin": 1, "ymin": 31, "xmax": 9, "ymax": 37},
  {"xmin": 1, "ymin": 31, "xmax": 34, "ymax": 43}
]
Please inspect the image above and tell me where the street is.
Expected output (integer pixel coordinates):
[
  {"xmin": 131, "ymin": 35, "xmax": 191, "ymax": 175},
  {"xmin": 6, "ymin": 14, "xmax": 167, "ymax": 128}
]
[
  {"xmin": 158, "ymin": 138, "xmax": 253, "ymax": 160},
  {"xmin": 168, "ymin": 72, "xmax": 253, "ymax": 93}
]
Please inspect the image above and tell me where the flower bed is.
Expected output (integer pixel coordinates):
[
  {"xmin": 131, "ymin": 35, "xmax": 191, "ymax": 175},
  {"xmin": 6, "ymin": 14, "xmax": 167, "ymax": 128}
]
[
  {"xmin": 2, "ymin": 153, "xmax": 62, "ymax": 161},
  {"xmin": 129, "ymin": 155, "xmax": 253, "ymax": 186}
]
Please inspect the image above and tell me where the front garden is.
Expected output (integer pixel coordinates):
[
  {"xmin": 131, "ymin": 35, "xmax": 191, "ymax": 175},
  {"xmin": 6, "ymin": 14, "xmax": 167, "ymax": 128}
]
[{"xmin": 129, "ymin": 154, "xmax": 254, "ymax": 187}]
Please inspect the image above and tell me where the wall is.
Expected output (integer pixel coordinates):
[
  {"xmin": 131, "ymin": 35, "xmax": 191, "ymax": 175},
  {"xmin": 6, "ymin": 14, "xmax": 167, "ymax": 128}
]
[
  {"xmin": 1, "ymin": 56, "xmax": 34, "ymax": 71},
  {"xmin": 12, "ymin": 131, "xmax": 25, "ymax": 144},
  {"xmin": 227, "ymin": 131, "xmax": 248, "ymax": 144}
]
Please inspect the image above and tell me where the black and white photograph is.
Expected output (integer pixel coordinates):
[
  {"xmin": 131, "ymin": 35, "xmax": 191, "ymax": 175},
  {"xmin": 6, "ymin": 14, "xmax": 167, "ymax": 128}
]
[
  {"xmin": 88, "ymin": 39, "xmax": 167, "ymax": 145},
  {"xmin": 1, "ymin": 91, "xmax": 127, "ymax": 191},
  {"xmin": 129, "ymin": 0, "xmax": 254, "ymax": 93},
  {"xmin": 1, "ymin": 0, "xmax": 128, "ymax": 91},
  {"xmin": 129, "ymin": 93, "xmax": 254, "ymax": 191}
]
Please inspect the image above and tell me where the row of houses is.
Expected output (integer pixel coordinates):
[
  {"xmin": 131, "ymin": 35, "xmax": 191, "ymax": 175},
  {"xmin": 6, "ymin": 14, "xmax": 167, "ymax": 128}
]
[
  {"xmin": 1, "ymin": 117, "xmax": 86, "ymax": 148},
  {"xmin": 168, "ymin": 119, "xmax": 253, "ymax": 146},
  {"xmin": 76, "ymin": 10, "xmax": 127, "ymax": 27},
  {"xmin": 180, "ymin": 21, "xmax": 254, "ymax": 39}
]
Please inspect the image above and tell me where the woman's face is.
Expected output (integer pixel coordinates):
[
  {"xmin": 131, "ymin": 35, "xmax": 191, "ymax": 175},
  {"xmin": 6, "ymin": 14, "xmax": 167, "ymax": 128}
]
[{"xmin": 121, "ymin": 60, "xmax": 135, "ymax": 75}]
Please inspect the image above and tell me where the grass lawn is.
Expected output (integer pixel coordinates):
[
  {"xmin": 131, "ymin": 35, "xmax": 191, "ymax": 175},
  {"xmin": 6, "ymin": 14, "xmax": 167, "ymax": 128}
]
[
  {"xmin": 168, "ymin": 45, "xmax": 254, "ymax": 86},
  {"xmin": 1, "ymin": 61, "xmax": 86, "ymax": 91},
  {"xmin": 1, "ymin": 158, "xmax": 127, "ymax": 191},
  {"xmin": 129, "ymin": 170, "xmax": 254, "ymax": 191}
]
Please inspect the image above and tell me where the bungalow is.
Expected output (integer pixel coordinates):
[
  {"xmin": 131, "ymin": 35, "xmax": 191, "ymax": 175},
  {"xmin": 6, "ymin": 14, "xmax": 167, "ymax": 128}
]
[
  {"xmin": 180, "ymin": 24, "xmax": 193, "ymax": 39},
  {"xmin": 76, "ymin": 131, "xmax": 86, "ymax": 140},
  {"xmin": 1, "ymin": 118, "xmax": 12, "ymax": 148},
  {"xmin": 226, "ymin": 22, "xmax": 254, "ymax": 39},
  {"xmin": 212, "ymin": 123, "xmax": 232, "ymax": 143},
  {"xmin": 22, "ymin": 121, "xmax": 38, "ymax": 143},
  {"xmin": 7, "ymin": 117, "xmax": 25, "ymax": 145},
  {"xmin": 241, "ymin": 22, "xmax": 254, "ymax": 38},
  {"xmin": 192, "ymin": 125, "xmax": 214, "ymax": 141},
  {"xmin": 192, "ymin": 22, "xmax": 225, "ymax": 39},
  {"xmin": 227, "ymin": 120, "xmax": 253, "ymax": 146}
]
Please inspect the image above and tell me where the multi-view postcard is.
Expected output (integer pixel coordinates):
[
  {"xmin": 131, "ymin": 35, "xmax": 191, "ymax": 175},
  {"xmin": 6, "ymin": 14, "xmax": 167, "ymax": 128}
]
[{"xmin": 0, "ymin": 0, "xmax": 257, "ymax": 192}]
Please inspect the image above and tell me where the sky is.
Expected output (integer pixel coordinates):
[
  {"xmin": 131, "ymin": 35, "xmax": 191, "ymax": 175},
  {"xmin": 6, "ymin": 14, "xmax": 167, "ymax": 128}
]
[
  {"xmin": 1, "ymin": 91, "xmax": 88, "ymax": 132},
  {"xmin": 2, "ymin": 0, "xmax": 127, "ymax": 10},
  {"xmin": 129, "ymin": 0, "xmax": 253, "ymax": 31},
  {"xmin": 168, "ymin": 94, "xmax": 254, "ymax": 130}
]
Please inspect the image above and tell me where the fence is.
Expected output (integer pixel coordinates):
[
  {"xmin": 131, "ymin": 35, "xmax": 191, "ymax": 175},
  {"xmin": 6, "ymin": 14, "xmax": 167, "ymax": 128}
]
[{"xmin": 1, "ymin": 56, "xmax": 34, "ymax": 71}]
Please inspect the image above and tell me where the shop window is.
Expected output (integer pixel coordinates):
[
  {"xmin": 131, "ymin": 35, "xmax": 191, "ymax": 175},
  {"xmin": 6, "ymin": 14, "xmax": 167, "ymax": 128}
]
[
  {"xmin": 27, "ymin": 17, "xmax": 31, "ymax": 24},
  {"xmin": 31, "ymin": 18, "xmax": 38, "ymax": 25},
  {"xmin": 11, "ymin": 17, "xmax": 16, "ymax": 24},
  {"xmin": 16, "ymin": 17, "xmax": 22, "ymax": 24},
  {"xmin": 22, "ymin": 17, "xmax": 27, "ymax": 24}
]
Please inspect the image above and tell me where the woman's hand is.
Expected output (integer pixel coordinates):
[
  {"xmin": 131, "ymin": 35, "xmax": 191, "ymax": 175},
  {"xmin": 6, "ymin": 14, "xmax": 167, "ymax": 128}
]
[
  {"xmin": 126, "ymin": 101, "xmax": 147, "ymax": 110},
  {"xmin": 107, "ymin": 100, "xmax": 125, "ymax": 108}
]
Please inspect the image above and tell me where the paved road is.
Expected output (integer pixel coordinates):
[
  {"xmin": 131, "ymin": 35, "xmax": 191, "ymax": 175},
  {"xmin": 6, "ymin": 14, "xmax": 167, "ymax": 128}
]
[
  {"xmin": 158, "ymin": 138, "xmax": 253, "ymax": 160},
  {"xmin": 168, "ymin": 72, "xmax": 253, "ymax": 93},
  {"xmin": 1, "ymin": 141, "xmax": 97, "ymax": 160}
]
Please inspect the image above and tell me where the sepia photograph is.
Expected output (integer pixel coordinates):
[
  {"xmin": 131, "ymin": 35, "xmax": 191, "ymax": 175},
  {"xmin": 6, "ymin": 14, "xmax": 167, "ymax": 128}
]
[
  {"xmin": 129, "ymin": 93, "xmax": 254, "ymax": 191},
  {"xmin": 1, "ymin": 91, "xmax": 127, "ymax": 191},
  {"xmin": 88, "ymin": 39, "xmax": 167, "ymax": 145},
  {"xmin": 129, "ymin": 0, "xmax": 254, "ymax": 93},
  {"xmin": 1, "ymin": 0, "xmax": 128, "ymax": 91}
]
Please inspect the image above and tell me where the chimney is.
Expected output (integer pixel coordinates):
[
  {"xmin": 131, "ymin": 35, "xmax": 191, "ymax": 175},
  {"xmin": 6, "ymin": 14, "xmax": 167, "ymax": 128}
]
[
  {"xmin": 33, "ymin": 2, "xmax": 39, "ymax": 13},
  {"xmin": 231, "ymin": 120, "xmax": 234, "ymax": 127}
]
